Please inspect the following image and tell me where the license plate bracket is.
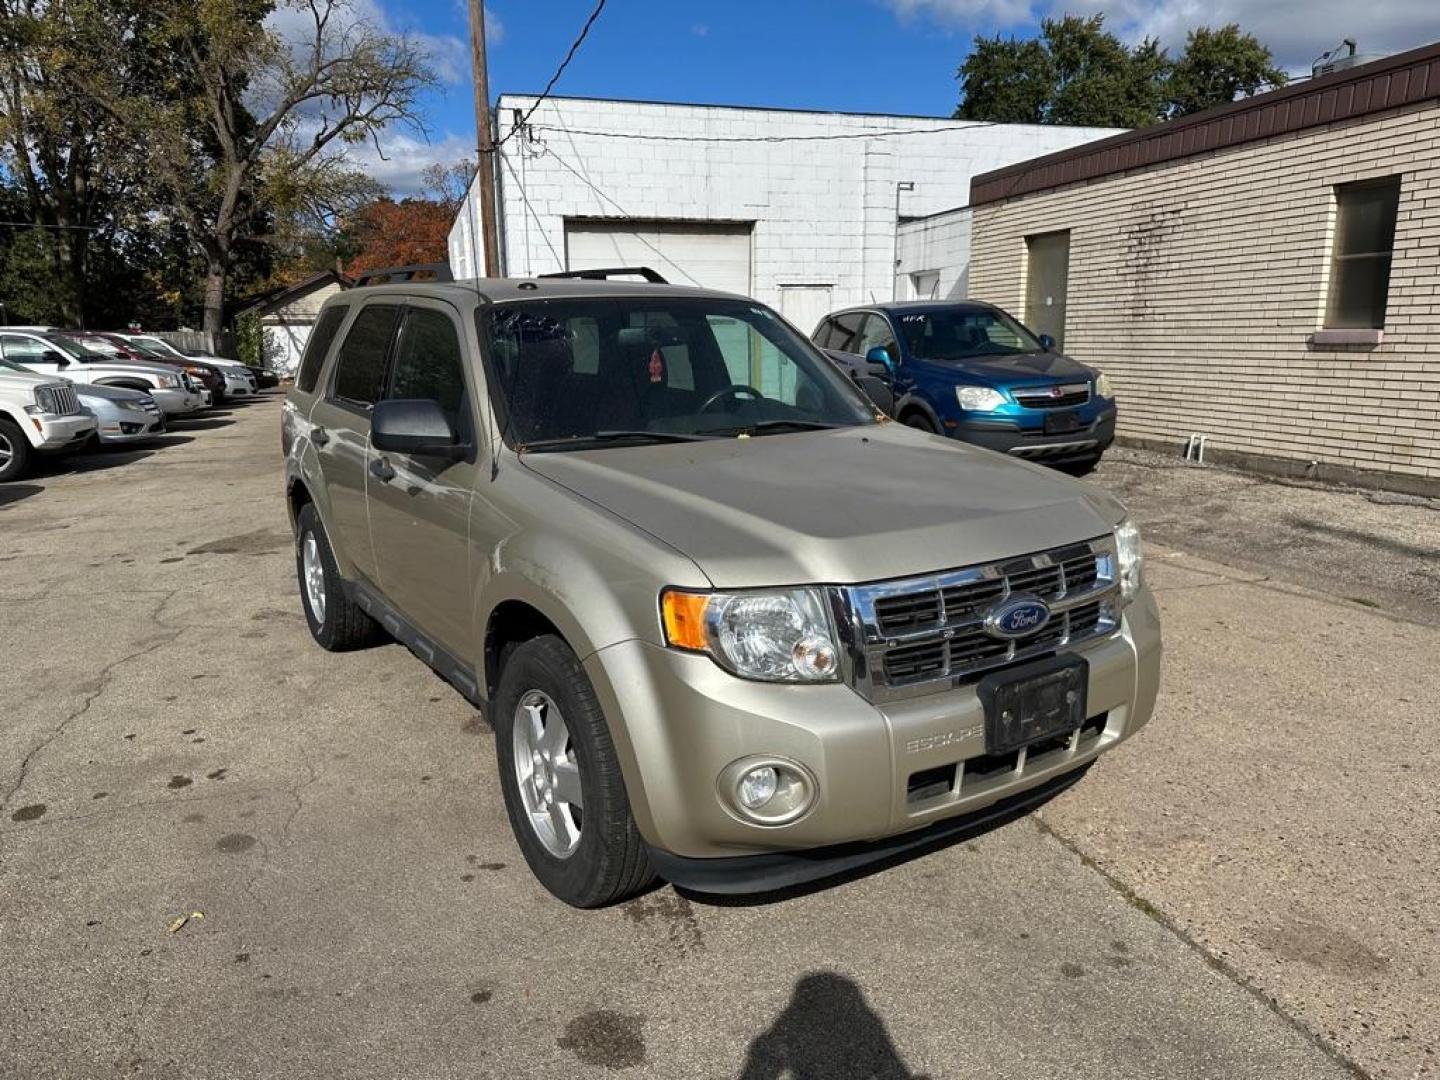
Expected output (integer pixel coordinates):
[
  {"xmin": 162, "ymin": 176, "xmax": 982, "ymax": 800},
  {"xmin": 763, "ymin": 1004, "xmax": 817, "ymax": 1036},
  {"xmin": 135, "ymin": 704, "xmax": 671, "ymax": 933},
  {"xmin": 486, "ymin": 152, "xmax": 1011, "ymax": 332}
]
[
  {"xmin": 1044, "ymin": 411, "xmax": 1082, "ymax": 435},
  {"xmin": 978, "ymin": 655, "xmax": 1088, "ymax": 754}
]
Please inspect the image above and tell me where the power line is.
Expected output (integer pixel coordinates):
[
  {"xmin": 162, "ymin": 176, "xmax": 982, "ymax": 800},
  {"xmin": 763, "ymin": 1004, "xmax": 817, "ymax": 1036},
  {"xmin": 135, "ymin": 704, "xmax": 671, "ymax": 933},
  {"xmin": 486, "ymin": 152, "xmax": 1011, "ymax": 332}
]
[
  {"xmin": 496, "ymin": 148, "xmax": 565, "ymax": 270},
  {"xmin": 523, "ymin": 121, "xmax": 1002, "ymax": 144},
  {"xmin": 496, "ymin": 0, "xmax": 608, "ymax": 149}
]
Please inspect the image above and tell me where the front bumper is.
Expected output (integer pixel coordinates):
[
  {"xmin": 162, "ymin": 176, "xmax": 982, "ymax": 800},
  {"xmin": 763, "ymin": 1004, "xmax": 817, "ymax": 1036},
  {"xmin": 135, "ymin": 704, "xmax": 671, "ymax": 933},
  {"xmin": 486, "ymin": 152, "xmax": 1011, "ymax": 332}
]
[
  {"xmin": 223, "ymin": 374, "xmax": 256, "ymax": 396},
  {"xmin": 94, "ymin": 409, "xmax": 165, "ymax": 444},
  {"xmin": 33, "ymin": 414, "xmax": 98, "ymax": 451},
  {"xmin": 151, "ymin": 388, "xmax": 202, "ymax": 416},
  {"xmin": 954, "ymin": 406, "xmax": 1116, "ymax": 462},
  {"xmin": 585, "ymin": 586, "xmax": 1162, "ymax": 875}
]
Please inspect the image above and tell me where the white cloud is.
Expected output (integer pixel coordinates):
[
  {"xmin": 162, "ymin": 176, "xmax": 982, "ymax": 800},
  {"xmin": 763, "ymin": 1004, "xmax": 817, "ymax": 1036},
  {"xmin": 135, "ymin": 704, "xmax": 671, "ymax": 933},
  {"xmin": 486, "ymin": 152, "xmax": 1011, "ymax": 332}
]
[
  {"xmin": 883, "ymin": 0, "xmax": 1440, "ymax": 70},
  {"xmin": 343, "ymin": 130, "xmax": 476, "ymax": 197},
  {"xmin": 265, "ymin": 0, "xmax": 469, "ymax": 85},
  {"xmin": 691, "ymin": 22, "xmax": 710, "ymax": 37}
]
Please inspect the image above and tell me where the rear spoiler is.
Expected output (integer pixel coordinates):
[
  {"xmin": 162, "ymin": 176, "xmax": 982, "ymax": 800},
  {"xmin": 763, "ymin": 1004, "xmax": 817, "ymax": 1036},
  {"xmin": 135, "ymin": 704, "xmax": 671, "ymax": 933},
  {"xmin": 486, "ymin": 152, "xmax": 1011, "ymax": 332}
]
[{"xmin": 538, "ymin": 267, "xmax": 669, "ymax": 284}]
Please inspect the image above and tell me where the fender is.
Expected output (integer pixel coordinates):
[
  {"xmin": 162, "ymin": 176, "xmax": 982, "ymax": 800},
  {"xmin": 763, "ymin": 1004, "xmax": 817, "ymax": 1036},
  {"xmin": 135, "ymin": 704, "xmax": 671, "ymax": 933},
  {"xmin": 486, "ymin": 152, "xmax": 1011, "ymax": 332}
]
[
  {"xmin": 284, "ymin": 439, "xmax": 349, "ymax": 572},
  {"xmin": 0, "ymin": 399, "xmax": 44, "ymax": 448},
  {"xmin": 895, "ymin": 391, "xmax": 944, "ymax": 431}
]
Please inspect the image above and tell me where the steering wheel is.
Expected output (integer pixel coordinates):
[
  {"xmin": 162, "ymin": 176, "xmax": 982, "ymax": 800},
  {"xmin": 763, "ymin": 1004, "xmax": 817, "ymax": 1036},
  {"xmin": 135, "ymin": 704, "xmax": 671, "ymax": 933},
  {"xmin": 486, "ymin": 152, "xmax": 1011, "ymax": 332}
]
[{"xmin": 698, "ymin": 384, "xmax": 763, "ymax": 413}]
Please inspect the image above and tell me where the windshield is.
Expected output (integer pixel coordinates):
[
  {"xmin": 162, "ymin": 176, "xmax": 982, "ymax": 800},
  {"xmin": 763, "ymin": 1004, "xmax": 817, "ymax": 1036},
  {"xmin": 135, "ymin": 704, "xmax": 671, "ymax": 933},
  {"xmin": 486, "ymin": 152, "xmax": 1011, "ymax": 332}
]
[
  {"xmin": 134, "ymin": 336, "xmax": 181, "ymax": 356},
  {"xmin": 898, "ymin": 308, "xmax": 1044, "ymax": 361},
  {"xmin": 44, "ymin": 335, "xmax": 107, "ymax": 362},
  {"xmin": 480, "ymin": 297, "xmax": 875, "ymax": 449}
]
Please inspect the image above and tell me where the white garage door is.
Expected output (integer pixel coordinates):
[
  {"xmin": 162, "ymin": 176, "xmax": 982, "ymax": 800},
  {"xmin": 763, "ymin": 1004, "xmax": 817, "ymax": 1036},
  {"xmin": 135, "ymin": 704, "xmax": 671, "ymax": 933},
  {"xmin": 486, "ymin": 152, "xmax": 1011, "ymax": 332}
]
[{"xmin": 564, "ymin": 220, "xmax": 753, "ymax": 296}]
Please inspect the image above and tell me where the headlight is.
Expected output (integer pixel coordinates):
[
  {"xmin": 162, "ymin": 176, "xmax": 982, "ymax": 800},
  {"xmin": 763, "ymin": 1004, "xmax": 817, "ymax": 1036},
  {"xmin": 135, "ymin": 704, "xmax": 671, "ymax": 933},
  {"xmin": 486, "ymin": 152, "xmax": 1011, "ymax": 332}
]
[
  {"xmin": 1114, "ymin": 518, "xmax": 1143, "ymax": 600},
  {"xmin": 661, "ymin": 587, "xmax": 840, "ymax": 682},
  {"xmin": 119, "ymin": 399, "xmax": 148, "ymax": 412},
  {"xmin": 956, "ymin": 386, "xmax": 1007, "ymax": 412},
  {"xmin": 1095, "ymin": 372, "xmax": 1115, "ymax": 398}
]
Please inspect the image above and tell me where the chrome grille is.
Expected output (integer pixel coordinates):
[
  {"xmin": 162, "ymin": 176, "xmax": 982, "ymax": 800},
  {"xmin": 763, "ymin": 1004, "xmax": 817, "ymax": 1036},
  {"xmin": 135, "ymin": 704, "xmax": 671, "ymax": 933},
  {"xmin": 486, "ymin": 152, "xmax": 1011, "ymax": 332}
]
[
  {"xmin": 37, "ymin": 383, "xmax": 81, "ymax": 416},
  {"xmin": 1014, "ymin": 383, "xmax": 1091, "ymax": 409},
  {"xmin": 837, "ymin": 536, "xmax": 1121, "ymax": 703}
]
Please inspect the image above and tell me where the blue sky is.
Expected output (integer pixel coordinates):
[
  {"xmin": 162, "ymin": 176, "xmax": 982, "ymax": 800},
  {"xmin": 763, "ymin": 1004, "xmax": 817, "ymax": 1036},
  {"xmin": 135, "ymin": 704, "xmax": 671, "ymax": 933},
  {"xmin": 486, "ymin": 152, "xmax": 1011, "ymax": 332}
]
[{"xmin": 358, "ymin": 0, "xmax": 1438, "ymax": 193}]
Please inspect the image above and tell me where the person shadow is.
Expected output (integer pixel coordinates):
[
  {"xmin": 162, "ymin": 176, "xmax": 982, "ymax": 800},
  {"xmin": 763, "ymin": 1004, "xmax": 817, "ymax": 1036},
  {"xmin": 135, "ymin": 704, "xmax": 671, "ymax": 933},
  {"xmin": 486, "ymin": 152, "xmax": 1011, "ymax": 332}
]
[{"xmin": 739, "ymin": 971, "xmax": 930, "ymax": 1080}]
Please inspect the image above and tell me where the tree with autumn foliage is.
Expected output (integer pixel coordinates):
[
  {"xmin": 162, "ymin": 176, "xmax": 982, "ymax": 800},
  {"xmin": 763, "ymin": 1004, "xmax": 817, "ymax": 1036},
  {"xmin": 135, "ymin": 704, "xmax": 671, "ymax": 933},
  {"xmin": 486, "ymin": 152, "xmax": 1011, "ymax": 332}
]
[{"xmin": 341, "ymin": 197, "xmax": 453, "ymax": 277}]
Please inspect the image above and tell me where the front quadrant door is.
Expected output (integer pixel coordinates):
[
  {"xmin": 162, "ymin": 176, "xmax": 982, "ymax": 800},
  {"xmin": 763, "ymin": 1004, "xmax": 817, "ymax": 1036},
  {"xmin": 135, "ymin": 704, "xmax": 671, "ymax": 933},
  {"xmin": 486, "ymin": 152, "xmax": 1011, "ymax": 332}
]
[{"xmin": 1025, "ymin": 231, "xmax": 1070, "ymax": 350}]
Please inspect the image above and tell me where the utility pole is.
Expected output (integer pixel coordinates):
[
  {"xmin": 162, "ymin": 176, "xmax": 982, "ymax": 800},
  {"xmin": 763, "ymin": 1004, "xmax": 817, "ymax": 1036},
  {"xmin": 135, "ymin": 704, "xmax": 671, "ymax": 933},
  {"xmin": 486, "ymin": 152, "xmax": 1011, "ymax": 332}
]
[{"xmin": 468, "ymin": 0, "xmax": 501, "ymax": 277}]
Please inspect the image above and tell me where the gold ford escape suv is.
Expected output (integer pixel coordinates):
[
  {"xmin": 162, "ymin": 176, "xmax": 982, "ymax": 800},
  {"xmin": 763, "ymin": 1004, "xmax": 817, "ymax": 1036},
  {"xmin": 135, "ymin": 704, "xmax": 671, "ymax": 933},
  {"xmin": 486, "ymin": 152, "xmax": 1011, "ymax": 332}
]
[{"xmin": 281, "ymin": 267, "xmax": 1162, "ymax": 908}]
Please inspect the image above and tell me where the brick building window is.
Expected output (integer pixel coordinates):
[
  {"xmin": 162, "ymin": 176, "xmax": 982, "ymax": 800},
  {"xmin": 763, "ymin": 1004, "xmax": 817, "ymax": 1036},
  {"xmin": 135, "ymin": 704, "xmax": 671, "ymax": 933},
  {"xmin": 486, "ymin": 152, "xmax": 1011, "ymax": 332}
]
[{"xmin": 1326, "ymin": 177, "xmax": 1401, "ymax": 329}]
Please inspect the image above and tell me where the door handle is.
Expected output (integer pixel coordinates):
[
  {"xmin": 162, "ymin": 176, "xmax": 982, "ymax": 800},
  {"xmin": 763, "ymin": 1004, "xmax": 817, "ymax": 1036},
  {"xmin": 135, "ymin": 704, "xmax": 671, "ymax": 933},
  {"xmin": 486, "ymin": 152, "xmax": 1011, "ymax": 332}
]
[
  {"xmin": 369, "ymin": 457, "xmax": 396, "ymax": 483},
  {"xmin": 311, "ymin": 426, "xmax": 330, "ymax": 447}
]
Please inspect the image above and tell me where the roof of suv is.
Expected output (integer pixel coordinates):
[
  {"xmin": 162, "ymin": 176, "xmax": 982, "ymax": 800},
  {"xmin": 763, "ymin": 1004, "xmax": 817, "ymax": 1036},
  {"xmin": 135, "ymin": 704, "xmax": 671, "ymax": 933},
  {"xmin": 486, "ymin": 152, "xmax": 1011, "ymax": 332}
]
[
  {"xmin": 340, "ymin": 277, "xmax": 748, "ymax": 307},
  {"xmin": 835, "ymin": 300, "xmax": 1002, "ymax": 316}
]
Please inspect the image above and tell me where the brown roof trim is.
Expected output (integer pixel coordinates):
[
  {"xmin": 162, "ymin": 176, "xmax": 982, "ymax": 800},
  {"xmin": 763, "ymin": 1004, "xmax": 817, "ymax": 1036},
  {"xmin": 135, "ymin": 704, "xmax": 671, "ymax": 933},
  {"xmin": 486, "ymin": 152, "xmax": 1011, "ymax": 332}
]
[
  {"xmin": 231, "ymin": 269, "xmax": 352, "ymax": 319},
  {"xmin": 970, "ymin": 39, "xmax": 1440, "ymax": 207}
]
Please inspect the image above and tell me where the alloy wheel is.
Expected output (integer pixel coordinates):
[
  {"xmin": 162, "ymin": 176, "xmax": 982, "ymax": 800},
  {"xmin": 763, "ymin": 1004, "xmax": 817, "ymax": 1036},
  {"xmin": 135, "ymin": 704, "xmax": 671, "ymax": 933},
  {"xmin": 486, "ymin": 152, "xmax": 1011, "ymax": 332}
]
[
  {"xmin": 512, "ymin": 689, "xmax": 583, "ymax": 858},
  {"xmin": 301, "ymin": 530, "xmax": 326, "ymax": 624}
]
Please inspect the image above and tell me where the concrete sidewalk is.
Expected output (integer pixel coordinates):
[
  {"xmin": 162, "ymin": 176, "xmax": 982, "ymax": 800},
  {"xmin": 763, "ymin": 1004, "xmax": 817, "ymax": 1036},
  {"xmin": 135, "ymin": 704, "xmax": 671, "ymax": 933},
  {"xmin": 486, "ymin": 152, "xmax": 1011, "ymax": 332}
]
[{"xmin": 0, "ymin": 397, "xmax": 1426, "ymax": 1078}]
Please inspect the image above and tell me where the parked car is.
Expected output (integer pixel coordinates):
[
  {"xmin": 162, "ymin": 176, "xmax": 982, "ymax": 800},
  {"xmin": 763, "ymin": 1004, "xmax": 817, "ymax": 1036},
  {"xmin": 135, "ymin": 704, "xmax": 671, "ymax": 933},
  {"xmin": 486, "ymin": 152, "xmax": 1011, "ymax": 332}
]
[
  {"xmin": 282, "ymin": 274, "xmax": 1160, "ymax": 907},
  {"xmin": 80, "ymin": 332, "xmax": 228, "ymax": 404},
  {"xmin": 74, "ymin": 382, "xmax": 165, "ymax": 445},
  {"xmin": 118, "ymin": 334, "xmax": 260, "ymax": 398},
  {"xmin": 812, "ymin": 302, "xmax": 1117, "ymax": 472},
  {"xmin": 0, "ymin": 356, "xmax": 96, "ymax": 481},
  {"xmin": 0, "ymin": 330, "xmax": 201, "ymax": 417}
]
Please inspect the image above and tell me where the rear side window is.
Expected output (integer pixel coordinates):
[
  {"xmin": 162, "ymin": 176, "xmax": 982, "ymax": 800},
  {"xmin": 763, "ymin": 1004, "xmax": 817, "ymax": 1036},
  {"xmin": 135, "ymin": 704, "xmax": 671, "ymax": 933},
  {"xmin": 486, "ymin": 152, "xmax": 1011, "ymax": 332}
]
[
  {"xmin": 330, "ymin": 305, "xmax": 400, "ymax": 408},
  {"xmin": 830, "ymin": 312, "xmax": 865, "ymax": 353},
  {"xmin": 296, "ymin": 305, "xmax": 349, "ymax": 393},
  {"xmin": 388, "ymin": 308, "xmax": 469, "ymax": 429}
]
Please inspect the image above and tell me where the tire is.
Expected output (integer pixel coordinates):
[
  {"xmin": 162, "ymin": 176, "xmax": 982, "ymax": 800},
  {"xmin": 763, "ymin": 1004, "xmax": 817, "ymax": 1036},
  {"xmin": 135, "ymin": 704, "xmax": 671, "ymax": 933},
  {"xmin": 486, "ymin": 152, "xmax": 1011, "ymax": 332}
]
[
  {"xmin": 493, "ymin": 635, "xmax": 654, "ymax": 907},
  {"xmin": 295, "ymin": 503, "xmax": 384, "ymax": 651},
  {"xmin": 902, "ymin": 411, "xmax": 937, "ymax": 433},
  {"xmin": 0, "ymin": 418, "xmax": 34, "ymax": 483}
]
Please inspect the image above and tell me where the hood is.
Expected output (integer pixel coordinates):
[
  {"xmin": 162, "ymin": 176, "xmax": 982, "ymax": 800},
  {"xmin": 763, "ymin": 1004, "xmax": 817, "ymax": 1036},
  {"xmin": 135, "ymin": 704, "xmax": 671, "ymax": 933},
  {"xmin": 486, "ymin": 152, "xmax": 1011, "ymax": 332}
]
[
  {"xmin": 75, "ymin": 382, "xmax": 149, "ymax": 403},
  {"xmin": 520, "ymin": 424, "xmax": 1123, "ymax": 588},
  {"xmin": 79, "ymin": 359, "xmax": 183, "ymax": 379},
  {"xmin": 0, "ymin": 366, "xmax": 52, "ymax": 391},
  {"xmin": 911, "ymin": 351, "xmax": 1093, "ymax": 387}
]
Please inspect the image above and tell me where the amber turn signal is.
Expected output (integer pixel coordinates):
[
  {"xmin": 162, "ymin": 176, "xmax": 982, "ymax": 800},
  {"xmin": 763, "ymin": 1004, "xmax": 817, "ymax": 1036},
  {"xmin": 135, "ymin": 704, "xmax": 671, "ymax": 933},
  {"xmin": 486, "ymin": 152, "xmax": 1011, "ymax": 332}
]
[{"xmin": 660, "ymin": 590, "xmax": 710, "ymax": 651}]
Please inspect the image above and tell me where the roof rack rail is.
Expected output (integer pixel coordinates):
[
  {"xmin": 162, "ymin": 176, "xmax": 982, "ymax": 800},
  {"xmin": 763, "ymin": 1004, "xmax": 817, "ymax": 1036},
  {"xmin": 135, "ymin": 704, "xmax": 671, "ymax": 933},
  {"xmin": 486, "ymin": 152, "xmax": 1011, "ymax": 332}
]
[
  {"xmin": 354, "ymin": 263, "xmax": 454, "ymax": 287},
  {"xmin": 538, "ymin": 266, "xmax": 669, "ymax": 284}
]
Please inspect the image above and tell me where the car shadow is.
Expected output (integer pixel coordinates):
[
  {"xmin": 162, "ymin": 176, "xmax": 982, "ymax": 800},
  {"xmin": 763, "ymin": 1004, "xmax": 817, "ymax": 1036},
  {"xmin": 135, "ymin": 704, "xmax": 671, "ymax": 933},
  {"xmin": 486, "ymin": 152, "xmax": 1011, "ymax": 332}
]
[
  {"xmin": 33, "ymin": 448, "xmax": 156, "ymax": 476},
  {"xmin": 168, "ymin": 417, "xmax": 233, "ymax": 431},
  {"xmin": 676, "ymin": 777, "xmax": 1075, "ymax": 909},
  {"xmin": 739, "ymin": 971, "xmax": 930, "ymax": 1080},
  {"xmin": 0, "ymin": 483, "xmax": 44, "ymax": 508}
]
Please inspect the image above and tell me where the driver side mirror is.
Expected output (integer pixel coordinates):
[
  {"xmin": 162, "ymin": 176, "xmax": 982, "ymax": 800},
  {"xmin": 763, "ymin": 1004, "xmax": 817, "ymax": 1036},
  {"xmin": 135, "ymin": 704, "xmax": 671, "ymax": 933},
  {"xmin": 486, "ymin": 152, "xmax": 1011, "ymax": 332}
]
[
  {"xmin": 1037, "ymin": 334, "xmax": 1056, "ymax": 352},
  {"xmin": 371, "ymin": 398, "xmax": 465, "ymax": 458},
  {"xmin": 864, "ymin": 346, "xmax": 897, "ymax": 379}
]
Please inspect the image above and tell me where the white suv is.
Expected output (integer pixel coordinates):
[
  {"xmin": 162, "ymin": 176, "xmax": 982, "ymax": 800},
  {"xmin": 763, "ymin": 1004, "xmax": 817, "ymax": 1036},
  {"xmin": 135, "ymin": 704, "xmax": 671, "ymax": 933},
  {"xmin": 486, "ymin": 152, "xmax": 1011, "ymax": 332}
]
[
  {"xmin": 0, "ymin": 330, "xmax": 202, "ymax": 416},
  {"xmin": 0, "ymin": 357, "xmax": 97, "ymax": 481}
]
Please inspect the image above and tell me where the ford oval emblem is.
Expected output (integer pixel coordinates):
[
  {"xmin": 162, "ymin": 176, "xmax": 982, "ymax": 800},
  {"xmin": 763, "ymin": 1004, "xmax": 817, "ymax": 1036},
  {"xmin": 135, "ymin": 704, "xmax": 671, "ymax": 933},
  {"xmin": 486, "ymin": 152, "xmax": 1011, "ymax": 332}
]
[{"xmin": 984, "ymin": 595, "xmax": 1051, "ymax": 640}]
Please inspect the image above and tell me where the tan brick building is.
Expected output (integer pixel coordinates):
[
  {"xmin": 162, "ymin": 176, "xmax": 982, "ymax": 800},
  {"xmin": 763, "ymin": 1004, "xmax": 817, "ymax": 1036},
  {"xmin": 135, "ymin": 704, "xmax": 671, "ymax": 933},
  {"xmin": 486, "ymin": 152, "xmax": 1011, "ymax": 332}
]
[{"xmin": 967, "ymin": 42, "xmax": 1440, "ymax": 495}]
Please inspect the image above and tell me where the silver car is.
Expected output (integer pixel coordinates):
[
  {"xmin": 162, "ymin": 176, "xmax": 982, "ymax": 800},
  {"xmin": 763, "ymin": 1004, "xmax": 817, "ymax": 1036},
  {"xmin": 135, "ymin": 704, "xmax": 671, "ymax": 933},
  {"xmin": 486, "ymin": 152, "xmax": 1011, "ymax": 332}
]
[{"xmin": 74, "ymin": 383, "xmax": 165, "ymax": 444}]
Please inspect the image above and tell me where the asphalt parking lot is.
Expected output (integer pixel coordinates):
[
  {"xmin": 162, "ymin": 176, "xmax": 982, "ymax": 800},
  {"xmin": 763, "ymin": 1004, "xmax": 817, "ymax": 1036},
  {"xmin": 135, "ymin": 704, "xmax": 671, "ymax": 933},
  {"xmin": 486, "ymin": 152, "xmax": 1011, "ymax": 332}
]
[{"xmin": 2, "ymin": 397, "xmax": 1436, "ymax": 1080}]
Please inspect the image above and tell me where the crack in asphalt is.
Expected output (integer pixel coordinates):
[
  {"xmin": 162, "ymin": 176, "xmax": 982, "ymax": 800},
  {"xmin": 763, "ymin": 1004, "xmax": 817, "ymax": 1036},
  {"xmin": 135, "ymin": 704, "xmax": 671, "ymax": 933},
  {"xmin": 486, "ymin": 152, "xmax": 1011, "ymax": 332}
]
[
  {"xmin": 1031, "ymin": 815, "xmax": 1373, "ymax": 1080},
  {"xmin": 2, "ymin": 589, "xmax": 182, "ymax": 813}
]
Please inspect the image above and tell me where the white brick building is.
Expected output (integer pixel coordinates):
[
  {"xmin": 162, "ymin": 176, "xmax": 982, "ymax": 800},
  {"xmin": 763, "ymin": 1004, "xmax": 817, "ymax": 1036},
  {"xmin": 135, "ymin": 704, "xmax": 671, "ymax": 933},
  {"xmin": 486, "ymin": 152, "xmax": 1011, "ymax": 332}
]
[
  {"xmin": 968, "ymin": 43, "xmax": 1440, "ymax": 495},
  {"xmin": 449, "ymin": 95, "xmax": 1117, "ymax": 334}
]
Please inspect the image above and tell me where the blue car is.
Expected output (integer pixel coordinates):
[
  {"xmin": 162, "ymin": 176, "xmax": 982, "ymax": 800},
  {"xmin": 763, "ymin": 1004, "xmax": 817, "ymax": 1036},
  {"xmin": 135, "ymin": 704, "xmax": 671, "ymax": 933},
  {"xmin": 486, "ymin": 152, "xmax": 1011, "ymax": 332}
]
[{"xmin": 812, "ymin": 301, "xmax": 1117, "ymax": 472}]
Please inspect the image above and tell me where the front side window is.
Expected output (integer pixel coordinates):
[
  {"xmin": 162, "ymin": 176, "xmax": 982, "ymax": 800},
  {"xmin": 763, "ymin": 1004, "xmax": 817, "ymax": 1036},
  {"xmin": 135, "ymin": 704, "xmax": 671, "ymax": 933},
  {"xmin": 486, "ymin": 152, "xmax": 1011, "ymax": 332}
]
[
  {"xmin": 856, "ymin": 314, "xmax": 899, "ymax": 359},
  {"xmin": 0, "ymin": 335, "xmax": 51, "ymax": 362},
  {"xmin": 388, "ymin": 308, "xmax": 469, "ymax": 431},
  {"xmin": 897, "ymin": 308, "xmax": 1044, "ymax": 362},
  {"xmin": 296, "ymin": 305, "xmax": 349, "ymax": 393},
  {"xmin": 330, "ymin": 304, "xmax": 400, "ymax": 408},
  {"xmin": 480, "ymin": 297, "xmax": 874, "ymax": 448},
  {"xmin": 1327, "ymin": 176, "xmax": 1401, "ymax": 329}
]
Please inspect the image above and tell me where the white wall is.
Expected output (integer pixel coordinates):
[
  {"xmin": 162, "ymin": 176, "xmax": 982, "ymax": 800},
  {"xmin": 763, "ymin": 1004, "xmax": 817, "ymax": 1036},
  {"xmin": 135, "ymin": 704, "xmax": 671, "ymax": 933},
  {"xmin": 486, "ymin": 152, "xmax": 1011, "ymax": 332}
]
[
  {"xmin": 449, "ymin": 96, "xmax": 1119, "ymax": 312},
  {"xmin": 261, "ymin": 321, "xmax": 310, "ymax": 377},
  {"xmin": 895, "ymin": 207, "xmax": 973, "ymax": 301}
]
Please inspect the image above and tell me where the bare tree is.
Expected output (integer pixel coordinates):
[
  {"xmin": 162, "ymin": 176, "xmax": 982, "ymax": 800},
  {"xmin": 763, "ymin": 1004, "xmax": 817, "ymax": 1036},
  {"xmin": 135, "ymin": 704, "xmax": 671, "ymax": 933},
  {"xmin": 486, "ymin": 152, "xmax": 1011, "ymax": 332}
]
[
  {"xmin": 70, "ymin": 0, "xmax": 434, "ymax": 333},
  {"xmin": 422, "ymin": 159, "xmax": 477, "ymax": 216}
]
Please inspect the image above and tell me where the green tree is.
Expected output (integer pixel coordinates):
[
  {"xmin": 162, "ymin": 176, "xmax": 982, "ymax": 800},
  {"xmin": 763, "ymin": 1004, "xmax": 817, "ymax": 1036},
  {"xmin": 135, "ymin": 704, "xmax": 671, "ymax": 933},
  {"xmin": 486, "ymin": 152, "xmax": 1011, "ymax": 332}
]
[
  {"xmin": 1166, "ymin": 25, "xmax": 1287, "ymax": 117},
  {"xmin": 954, "ymin": 16, "xmax": 1284, "ymax": 128},
  {"xmin": 67, "ymin": 0, "xmax": 433, "ymax": 334}
]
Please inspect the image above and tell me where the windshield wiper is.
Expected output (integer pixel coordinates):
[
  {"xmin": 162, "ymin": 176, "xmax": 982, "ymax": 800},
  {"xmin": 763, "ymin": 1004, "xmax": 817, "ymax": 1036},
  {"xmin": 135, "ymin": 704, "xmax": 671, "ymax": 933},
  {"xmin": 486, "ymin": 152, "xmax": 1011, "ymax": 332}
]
[
  {"xmin": 696, "ymin": 419, "xmax": 843, "ymax": 436},
  {"xmin": 520, "ymin": 430, "xmax": 713, "ymax": 451}
]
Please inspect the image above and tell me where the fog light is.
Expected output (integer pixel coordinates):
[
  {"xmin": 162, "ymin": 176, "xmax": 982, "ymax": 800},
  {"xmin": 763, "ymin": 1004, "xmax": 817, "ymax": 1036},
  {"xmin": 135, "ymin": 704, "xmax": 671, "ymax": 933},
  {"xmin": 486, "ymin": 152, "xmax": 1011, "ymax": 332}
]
[
  {"xmin": 738, "ymin": 766, "xmax": 778, "ymax": 809},
  {"xmin": 719, "ymin": 756, "xmax": 818, "ymax": 826}
]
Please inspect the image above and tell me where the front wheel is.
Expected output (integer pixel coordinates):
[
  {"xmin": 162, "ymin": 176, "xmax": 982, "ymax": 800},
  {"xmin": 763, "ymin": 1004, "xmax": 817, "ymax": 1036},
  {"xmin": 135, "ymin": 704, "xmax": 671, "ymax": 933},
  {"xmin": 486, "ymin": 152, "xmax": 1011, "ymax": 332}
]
[
  {"xmin": 493, "ymin": 635, "xmax": 653, "ymax": 907},
  {"xmin": 902, "ymin": 412, "xmax": 936, "ymax": 433},
  {"xmin": 0, "ymin": 418, "xmax": 34, "ymax": 483}
]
